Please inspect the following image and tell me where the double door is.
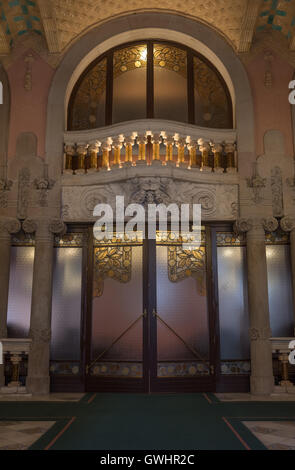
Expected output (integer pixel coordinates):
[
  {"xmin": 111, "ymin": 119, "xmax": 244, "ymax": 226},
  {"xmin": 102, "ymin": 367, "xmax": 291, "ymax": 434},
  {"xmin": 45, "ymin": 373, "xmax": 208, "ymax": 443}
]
[{"xmin": 85, "ymin": 228, "xmax": 219, "ymax": 392}]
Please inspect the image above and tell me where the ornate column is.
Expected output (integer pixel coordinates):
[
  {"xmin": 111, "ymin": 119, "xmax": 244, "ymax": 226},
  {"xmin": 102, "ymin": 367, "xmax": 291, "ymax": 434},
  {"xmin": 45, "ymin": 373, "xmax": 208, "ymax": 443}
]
[
  {"xmin": 137, "ymin": 135, "xmax": 147, "ymax": 163},
  {"xmin": 211, "ymin": 142, "xmax": 224, "ymax": 174},
  {"xmin": 235, "ymin": 217, "xmax": 277, "ymax": 395},
  {"xmin": 88, "ymin": 141, "xmax": 100, "ymax": 172},
  {"xmin": 151, "ymin": 133, "xmax": 161, "ymax": 164},
  {"xmin": 124, "ymin": 136, "xmax": 134, "ymax": 166},
  {"xmin": 0, "ymin": 218, "xmax": 21, "ymax": 387},
  {"xmin": 225, "ymin": 141, "xmax": 237, "ymax": 173},
  {"xmin": 176, "ymin": 137, "xmax": 187, "ymax": 168},
  {"xmin": 198, "ymin": 139, "xmax": 211, "ymax": 173},
  {"xmin": 112, "ymin": 137, "xmax": 122, "ymax": 168},
  {"xmin": 23, "ymin": 218, "xmax": 66, "ymax": 395},
  {"xmin": 164, "ymin": 135, "xmax": 174, "ymax": 165},
  {"xmin": 101, "ymin": 141, "xmax": 111, "ymax": 170},
  {"xmin": 64, "ymin": 143, "xmax": 75, "ymax": 174},
  {"xmin": 188, "ymin": 140, "xmax": 198, "ymax": 169},
  {"xmin": 76, "ymin": 143, "xmax": 88, "ymax": 175},
  {"xmin": 281, "ymin": 216, "xmax": 295, "ymax": 333}
]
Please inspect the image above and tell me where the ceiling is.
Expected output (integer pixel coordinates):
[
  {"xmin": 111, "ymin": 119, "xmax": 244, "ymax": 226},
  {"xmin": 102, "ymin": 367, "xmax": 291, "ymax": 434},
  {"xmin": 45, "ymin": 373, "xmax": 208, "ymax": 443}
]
[{"xmin": 0, "ymin": 0, "xmax": 295, "ymax": 56}]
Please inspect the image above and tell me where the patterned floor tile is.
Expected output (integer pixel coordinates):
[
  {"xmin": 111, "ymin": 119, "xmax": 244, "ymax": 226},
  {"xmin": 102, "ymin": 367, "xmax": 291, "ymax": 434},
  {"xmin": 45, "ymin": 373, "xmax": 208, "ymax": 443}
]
[
  {"xmin": 0, "ymin": 421, "xmax": 55, "ymax": 450},
  {"xmin": 243, "ymin": 421, "xmax": 295, "ymax": 450}
]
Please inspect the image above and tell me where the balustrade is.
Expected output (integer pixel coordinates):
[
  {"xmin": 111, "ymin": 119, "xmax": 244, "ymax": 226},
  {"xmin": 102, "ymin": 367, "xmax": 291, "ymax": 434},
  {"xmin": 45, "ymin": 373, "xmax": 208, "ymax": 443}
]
[{"xmin": 63, "ymin": 122, "xmax": 237, "ymax": 175}]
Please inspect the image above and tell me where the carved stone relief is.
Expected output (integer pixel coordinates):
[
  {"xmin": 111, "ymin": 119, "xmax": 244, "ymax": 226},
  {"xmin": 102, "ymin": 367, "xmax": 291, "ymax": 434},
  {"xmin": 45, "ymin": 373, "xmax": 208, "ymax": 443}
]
[
  {"xmin": 271, "ymin": 166, "xmax": 283, "ymax": 217},
  {"xmin": 17, "ymin": 168, "xmax": 30, "ymax": 219},
  {"xmin": 62, "ymin": 177, "xmax": 239, "ymax": 222}
]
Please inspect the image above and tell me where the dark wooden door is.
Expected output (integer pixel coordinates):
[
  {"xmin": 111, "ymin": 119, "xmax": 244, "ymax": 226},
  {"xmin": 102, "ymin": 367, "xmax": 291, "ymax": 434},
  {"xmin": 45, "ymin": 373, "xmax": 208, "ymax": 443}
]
[{"xmin": 85, "ymin": 228, "xmax": 218, "ymax": 392}]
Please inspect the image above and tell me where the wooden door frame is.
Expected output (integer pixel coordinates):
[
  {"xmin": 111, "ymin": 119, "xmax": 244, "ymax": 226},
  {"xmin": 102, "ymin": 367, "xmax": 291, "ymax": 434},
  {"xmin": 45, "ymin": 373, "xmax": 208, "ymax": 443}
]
[{"xmin": 50, "ymin": 222, "xmax": 250, "ymax": 393}]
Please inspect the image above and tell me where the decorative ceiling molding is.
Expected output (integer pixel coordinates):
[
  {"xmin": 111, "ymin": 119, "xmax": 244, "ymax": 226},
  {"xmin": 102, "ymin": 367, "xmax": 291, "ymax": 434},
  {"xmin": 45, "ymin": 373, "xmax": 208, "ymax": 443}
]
[
  {"xmin": 238, "ymin": 0, "xmax": 263, "ymax": 52},
  {"xmin": 47, "ymin": 1, "xmax": 249, "ymax": 52},
  {"xmin": 256, "ymin": 0, "xmax": 295, "ymax": 50},
  {"xmin": 36, "ymin": 0, "xmax": 61, "ymax": 53},
  {"xmin": 0, "ymin": 23, "xmax": 10, "ymax": 55},
  {"xmin": 240, "ymin": 29, "xmax": 295, "ymax": 69},
  {"xmin": 2, "ymin": 1, "xmax": 295, "ymax": 67}
]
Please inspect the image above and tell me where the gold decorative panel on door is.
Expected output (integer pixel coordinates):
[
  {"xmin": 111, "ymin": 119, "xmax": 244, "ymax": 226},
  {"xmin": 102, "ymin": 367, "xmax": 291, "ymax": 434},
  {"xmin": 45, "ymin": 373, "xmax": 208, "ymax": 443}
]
[
  {"xmin": 155, "ymin": 232, "xmax": 210, "ymax": 378},
  {"xmin": 89, "ymin": 238, "xmax": 143, "ymax": 379}
]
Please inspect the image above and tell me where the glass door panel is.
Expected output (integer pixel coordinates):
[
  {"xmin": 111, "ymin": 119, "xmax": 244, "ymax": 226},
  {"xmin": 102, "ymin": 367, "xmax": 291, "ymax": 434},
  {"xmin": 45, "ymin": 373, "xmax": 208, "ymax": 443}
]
[
  {"xmin": 90, "ymin": 242, "xmax": 143, "ymax": 379},
  {"xmin": 155, "ymin": 234, "xmax": 211, "ymax": 379}
]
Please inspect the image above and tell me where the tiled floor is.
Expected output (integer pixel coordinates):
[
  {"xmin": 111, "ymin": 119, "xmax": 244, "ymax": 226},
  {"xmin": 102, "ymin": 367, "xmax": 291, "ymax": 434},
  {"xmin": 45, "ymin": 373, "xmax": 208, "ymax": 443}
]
[
  {"xmin": 243, "ymin": 421, "xmax": 295, "ymax": 450},
  {"xmin": 0, "ymin": 393, "xmax": 85, "ymax": 402},
  {"xmin": 0, "ymin": 421, "xmax": 55, "ymax": 450},
  {"xmin": 215, "ymin": 393, "xmax": 295, "ymax": 402}
]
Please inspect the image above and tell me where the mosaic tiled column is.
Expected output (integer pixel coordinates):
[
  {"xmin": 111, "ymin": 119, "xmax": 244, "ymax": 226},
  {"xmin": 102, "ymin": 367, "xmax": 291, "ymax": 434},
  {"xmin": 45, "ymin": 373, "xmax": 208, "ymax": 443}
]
[
  {"xmin": 23, "ymin": 218, "xmax": 66, "ymax": 395},
  {"xmin": 281, "ymin": 216, "xmax": 295, "ymax": 334},
  {"xmin": 235, "ymin": 217, "xmax": 277, "ymax": 395},
  {"xmin": 0, "ymin": 218, "xmax": 21, "ymax": 387}
]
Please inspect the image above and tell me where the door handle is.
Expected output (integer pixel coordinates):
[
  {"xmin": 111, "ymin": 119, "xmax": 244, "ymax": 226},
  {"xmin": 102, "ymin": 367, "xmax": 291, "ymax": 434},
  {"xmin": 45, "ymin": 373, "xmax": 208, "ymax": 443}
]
[
  {"xmin": 152, "ymin": 309, "xmax": 157, "ymax": 317},
  {"xmin": 143, "ymin": 309, "xmax": 147, "ymax": 318}
]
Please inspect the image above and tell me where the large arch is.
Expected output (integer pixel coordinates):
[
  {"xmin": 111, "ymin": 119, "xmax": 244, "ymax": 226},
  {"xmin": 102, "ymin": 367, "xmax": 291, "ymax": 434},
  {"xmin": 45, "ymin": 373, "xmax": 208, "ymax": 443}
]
[
  {"xmin": 46, "ymin": 12, "xmax": 255, "ymax": 176},
  {"xmin": 0, "ymin": 63, "xmax": 10, "ymax": 175}
]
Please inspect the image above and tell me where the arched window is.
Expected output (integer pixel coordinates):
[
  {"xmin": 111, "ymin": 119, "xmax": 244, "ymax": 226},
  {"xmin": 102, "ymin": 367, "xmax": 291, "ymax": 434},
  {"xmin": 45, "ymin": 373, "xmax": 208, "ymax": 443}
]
[{"xmin": 68, "ymin": 41, "xmax": 233, "ymax": 131}]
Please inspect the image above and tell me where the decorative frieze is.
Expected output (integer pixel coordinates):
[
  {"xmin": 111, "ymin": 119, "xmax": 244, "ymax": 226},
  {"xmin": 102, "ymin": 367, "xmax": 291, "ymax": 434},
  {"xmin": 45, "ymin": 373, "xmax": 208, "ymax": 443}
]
[{"xmin": 62, "ymin": 177, "xmax": 239, "ymax": 222}]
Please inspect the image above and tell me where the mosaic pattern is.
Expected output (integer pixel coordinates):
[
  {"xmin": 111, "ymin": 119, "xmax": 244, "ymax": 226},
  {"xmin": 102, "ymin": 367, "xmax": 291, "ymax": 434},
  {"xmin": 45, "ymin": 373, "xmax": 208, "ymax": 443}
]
[
  {"xmin": 257, "ymin": 0, "xmax": 295, "ymax": 39},
  {"xmin": 11, "ymin": 231, "xmax": 35, "ymax": 246},
  {"xmin": 217, "ymin": 231, "xmax": 289, "ymax": 246},
  {"xmin": 93, "ymin": 233, "xmax": 143, "ymax": 246},
  {"xmin": 0, "ymin": 421, "xmax": 55, "ymax": 451},
  {"xmin": 89, "ymin": 362, "xmax": 143, "ymax": 378},
  {"xmin": 265, "ymin": 230, "xmax": 290, "ymax": 244},
  {"xmin": 50, "ymin": 362, "xmax": 81, "ymax": 376},
  {"xmin": 0, "ymin": 0, "xmax": 43, "ymax": 47},
  {"xmin": 243, "ymin": 421, "xmax": 295, "ymax": 450},
  {"xmin": 217, "ymin": 232, "xmax": 246, "ymax": 246},
  {"xmin": 221, "ymin": 360, "xmax": 251, "ymax": 375},
  {"xmin": 158, "ymin": 362, "xmax": 210, "ymax": 377},
  {"xmin": 54, "ymin": 233, "xmax": 85, "ymax": 247},
  {"xmin": 156, "ymin": 230, "xmax": 206, "ymax": 245}
]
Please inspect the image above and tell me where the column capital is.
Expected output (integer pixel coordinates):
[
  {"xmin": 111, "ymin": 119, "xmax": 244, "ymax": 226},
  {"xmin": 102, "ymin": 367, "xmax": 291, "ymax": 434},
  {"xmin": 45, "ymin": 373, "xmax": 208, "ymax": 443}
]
[
  {"xmin": 23, "ymin": 218, "xmax": 67, "ymax": 237},
  {"xmin": 262, "ymin": 216, "xmax": 279, "ymax": 233},
  {"xmin": 0, "ymin": 217, "xmax": 21, "ymax": 238},
  {"xmin": 234, "ymin": 217, "xmax": 278, "ymax": 234},
  {"xmin": 234, "ymin": 217, "xmax": 253, "ymax": 233},
  {"xmin": 281, "ymin": 216, "xmax": 295, "ymax": 232}
]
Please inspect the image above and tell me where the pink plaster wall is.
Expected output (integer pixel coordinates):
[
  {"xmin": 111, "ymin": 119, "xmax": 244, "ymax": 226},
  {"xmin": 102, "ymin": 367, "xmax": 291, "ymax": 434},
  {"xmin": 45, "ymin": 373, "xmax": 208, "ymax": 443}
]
[
  {"xmin": 7, "ymin": 49, "xmax": 54, "ymax": 159},
  {"xmin": 246, "ymin": 51, "xmax": 294, "ymax": 157}
]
